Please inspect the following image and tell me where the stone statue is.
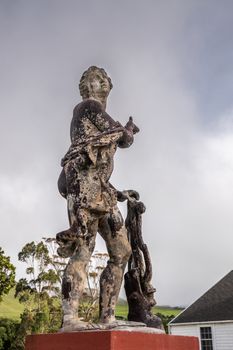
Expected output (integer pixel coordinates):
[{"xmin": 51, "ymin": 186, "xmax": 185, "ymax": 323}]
[
  {"xmin": 124, "ymin": 198, "xmax": 163, "ymax": 329},
  {"xmin": 56, "ymin": 66, "xmax": 140, "ymax": 331}
]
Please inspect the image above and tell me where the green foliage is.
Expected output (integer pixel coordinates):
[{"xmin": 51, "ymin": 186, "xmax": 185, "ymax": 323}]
[
  {"xmin": 14, "ymin": 239, "xmax": 65, "ymax": 348},
  {"xmin": 0, "ymin": 248, "xmax": 15, "ymax": 301},
  {"xmin": 155, "ymin": 312, "xmax": 176, "ymax": 333},
  {"xmin": 0, "ymin": 289, "xmax": 24, "ymax": 320},
  {"xmin": 16, "ymin": 239, "xmax": 65, "ymax": 298},
  {"xmin": 0, "ymin": 318, "xmax": 19, "ymax": 350},
  {"xmin": 153, "ymin": 306, "xmax": 183, "ymax": 317}
]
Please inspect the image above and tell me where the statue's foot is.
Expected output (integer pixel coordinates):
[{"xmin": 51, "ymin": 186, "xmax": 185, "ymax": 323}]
[
  {"xmin": 98, "ymin": 320, "xmax": 165, "ymax": 334},
  {"xmin": 59, "ymin": 319, "xmax": 165, "ymax": 333},
  {"xmin": 59, "ymin": 318, "xmax": 101, "ymax": 332},
  {"xmin": 98, "ymin": 320, "xmax": 146, "ymax": 330}
]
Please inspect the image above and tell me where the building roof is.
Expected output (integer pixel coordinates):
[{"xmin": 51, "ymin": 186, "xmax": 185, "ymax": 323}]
[{"xmin": 170, "ymin": 271, "xmax": 233, "ymax": 324}]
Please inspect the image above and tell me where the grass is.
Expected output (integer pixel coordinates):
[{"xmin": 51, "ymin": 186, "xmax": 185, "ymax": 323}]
[
  {"xmin": 0, "ymin": 289, "xmax": 24, "ymax": 320},
  {"xmin": 115, "ymin": 304, "xmax": 183, "ymax": 318},
  {"xmin": 153, "ymin": 306, "xmax": 183, "ymax": 316},
  {"xmin": 0, "ymin": 289, "xmax": 183, "ymax": 321}
]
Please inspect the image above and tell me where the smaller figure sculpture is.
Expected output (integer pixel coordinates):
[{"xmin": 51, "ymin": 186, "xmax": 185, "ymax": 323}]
[{"xmin": 124, "ymin": 196, "xmax": 163, "ymax": 329}]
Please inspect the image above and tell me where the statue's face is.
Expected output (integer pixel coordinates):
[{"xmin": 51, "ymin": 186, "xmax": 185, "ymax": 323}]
[{"xmin": 88, "ymin": 70, "xmax": 111, "ymax": 98}]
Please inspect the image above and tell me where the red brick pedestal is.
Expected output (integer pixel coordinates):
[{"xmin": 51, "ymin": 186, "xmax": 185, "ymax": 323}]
[{"xmin": 26, "ymin": 330, "xmax": 199, "ymax": 350}]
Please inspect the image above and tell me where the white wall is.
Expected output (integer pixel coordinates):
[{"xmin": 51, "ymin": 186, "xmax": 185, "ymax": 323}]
[
  {"xmin": 170, "ymin": 324, "xmax": 198, "ymax": 337},
  {"xmin": 214, "ymin": 323, "xmax": 233, "ymax": 350},
  {"xmin": 170, "ymin": 322, "xmax": 233, "ymax": 350}
]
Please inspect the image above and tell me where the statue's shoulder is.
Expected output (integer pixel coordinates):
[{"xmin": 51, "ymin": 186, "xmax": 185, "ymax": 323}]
[{"xmin": 73, "ymin": 99, "xmax": 103, "ymax": 116}]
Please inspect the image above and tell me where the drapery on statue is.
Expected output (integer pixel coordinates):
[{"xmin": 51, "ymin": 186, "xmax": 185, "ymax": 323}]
[{"xmin": 56, "ymin": 66, "xmax": 162, "ymax": 332}]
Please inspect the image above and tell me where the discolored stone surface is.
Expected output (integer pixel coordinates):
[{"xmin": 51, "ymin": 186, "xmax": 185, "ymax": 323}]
[
  {"xmin": 124, "ymin": 199, "xmax": 163, "ymax": 329},
  {"xmin": 56, "ymin": 66, "xmax": 139, "ymax": 330}
]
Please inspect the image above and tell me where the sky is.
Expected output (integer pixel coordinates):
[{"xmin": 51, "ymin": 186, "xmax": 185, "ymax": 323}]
[{"xmin": 1, "ymin": 0, "xmax": 233, "ymax": 307}]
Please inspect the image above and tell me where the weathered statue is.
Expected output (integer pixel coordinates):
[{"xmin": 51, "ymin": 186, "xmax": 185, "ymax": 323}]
[
  {"xmin": 56, "ymin": 66, "xmax": 140, "ymax": 331},
  {"xmin": 124, "ymin": 198, "xmax": 163, "ymax": 329}
]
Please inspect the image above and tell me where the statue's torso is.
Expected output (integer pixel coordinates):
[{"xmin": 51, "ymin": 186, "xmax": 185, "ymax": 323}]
[{"xmin": 65, "ymin": 99, "xmax": 121, "ymax": 213}]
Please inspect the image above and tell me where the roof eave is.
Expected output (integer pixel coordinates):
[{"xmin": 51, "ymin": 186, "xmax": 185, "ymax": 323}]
[{"xmin": 169, "ymin": 319, "xmax": 233, "ymax": 326}]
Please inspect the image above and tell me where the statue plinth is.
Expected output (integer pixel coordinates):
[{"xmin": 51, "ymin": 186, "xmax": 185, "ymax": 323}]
[{"xmin": 26, "ymin": 330, "xmax": 199, "ymax": 350}]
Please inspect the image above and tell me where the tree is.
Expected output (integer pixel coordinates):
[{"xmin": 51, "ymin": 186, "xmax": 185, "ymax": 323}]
[
  {"xmin": 16, "ymin": 240, "xmax": 64, "ymax": 303},
  {"xmin": 155, "ymin": 313, "xmax": 176, "ymax": 333},
  {"xmin": 0, "ymin": 247, "xmax": 15, "ymax": 301},
  {"xmin": 0, "ymin": 318, "xmax": 19, "ymax": 350},
  {"xmin": 79, "ymin": 252, "xmax": 109, "ymax": 321},
  {"xmin": 14, "ymin": 238, "xmax": 66, "ymax": 347}
]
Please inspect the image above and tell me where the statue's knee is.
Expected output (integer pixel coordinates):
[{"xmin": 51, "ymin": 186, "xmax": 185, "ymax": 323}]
[
  {"xmin": 113, "ymin": 242, "xmax": 131, "ymax": 266},
  {"xmin": 123, "ymin": 242, "xmax": 132, "ymax": 263}
]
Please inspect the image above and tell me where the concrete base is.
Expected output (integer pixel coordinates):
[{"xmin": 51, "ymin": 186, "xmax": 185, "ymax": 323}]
[{"xmin": 26, "ymin": 330, "xmax": 199, "ymax": 350}]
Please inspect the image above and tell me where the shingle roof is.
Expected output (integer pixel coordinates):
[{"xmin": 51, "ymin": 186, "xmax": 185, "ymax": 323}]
[{"xmin": 170, "ymin": 271, "xmax": 233, "ymax": 324}]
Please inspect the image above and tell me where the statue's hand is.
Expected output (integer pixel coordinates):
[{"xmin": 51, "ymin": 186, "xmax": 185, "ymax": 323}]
[
  {"xmin": 125, "ymin": 116, "xmax": 140, "ymax": 135},
  {"xmin": 117, "ymin": 190, "xmax": 140, "ymax": 202}
]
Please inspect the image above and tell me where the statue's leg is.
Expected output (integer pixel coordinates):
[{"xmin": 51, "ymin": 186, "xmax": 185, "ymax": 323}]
[
  {"xmin": 61, "ymin": 214, "xmax": 98, "ymax": 329},
  {"xmin": 56, "ymin": 164, "xmax": 84, "ymax": 258},
  {"xmin": 98, "ymin": 206, "xmax": 131, "ymax": 324}
]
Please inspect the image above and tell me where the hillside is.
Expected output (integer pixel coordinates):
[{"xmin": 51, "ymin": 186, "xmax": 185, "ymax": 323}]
[
  {"xmin": 0, "ymin": 290, "xmax": 183, "ymax": 320},
  {"xmin": 0, "ymin": 289, "xmax": 24, "ymax": 320},
  {"xmin": 116, "ymin": 303, "xmax": 183, "ymax": 318}
]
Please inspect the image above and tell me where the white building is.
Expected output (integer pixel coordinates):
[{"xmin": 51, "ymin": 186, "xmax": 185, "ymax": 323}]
[{"xmin": 169, "ymin": 271, "xmax": 233, "ymax": 350}]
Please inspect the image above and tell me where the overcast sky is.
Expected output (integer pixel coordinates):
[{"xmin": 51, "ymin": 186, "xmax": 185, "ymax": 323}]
[{"xmin": 1, "ymin": 0, "xmax": 233, "ymax": 307}]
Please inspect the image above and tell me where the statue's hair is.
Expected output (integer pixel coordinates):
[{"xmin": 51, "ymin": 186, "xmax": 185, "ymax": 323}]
[{"xmin": 79, "ymin": 66, "xmax": 113, "ymax": 98}]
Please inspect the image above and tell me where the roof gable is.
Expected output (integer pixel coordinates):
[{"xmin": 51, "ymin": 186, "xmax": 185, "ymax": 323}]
[{"xmin": 171, "ymin": 271, "xmax": 233, "ymax": 324}]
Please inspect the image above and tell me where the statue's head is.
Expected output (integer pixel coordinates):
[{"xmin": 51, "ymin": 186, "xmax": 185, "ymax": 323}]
[{"xmin": 79, "ymin": 66, "xmax": 113, "ymax": 100}]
